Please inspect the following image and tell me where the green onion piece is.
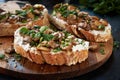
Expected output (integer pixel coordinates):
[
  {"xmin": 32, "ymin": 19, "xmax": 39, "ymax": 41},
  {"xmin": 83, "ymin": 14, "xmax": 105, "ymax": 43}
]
[
  {"xmin": 13, "ymin": 53, "xmax": 22, "ymax": 61},
  {"xmin": 0, "ymin": 13, "xmax": 7, "ymax": 21},
  {"xmin": 42, "ymin": 34, "xmax": 54, "ymax": 41},
  {"xmin": 99, "ymin": 48, "xmax": 105, "ymax": 55},
  {"xmin": 0, "ymin": 54, "xmax": 5, "ymax": 59},
  {"xmin": 80, "ymin": 40, "xmax": 84, "ymax": 45},
  {"xmin": 34, "ymin": 15, "xmax": 39, "ymax": 20},
  {"xmin": 20, "ymin": 27, "xmax": 29, "ymax": 35},
  {"xmin": 113, "ymin": 41, "xmax": 120, "ymax": 49},
  {"xmin": 30, "ymin": 33, "xmax": 35, "ymax": 38},
  {"xmin": 52, "ymin": 47, "xmax": 62, "ymax": 52},
  {"xmin": 99, "ymin": 43, "xmax": 105, "ymax": 47},
  {"xmin": 28, "ymin": 30, "xmax": 35, "ymax": 35},
  {"xmin": 34, "ymin": 32, "xmax": 41, "ymax": 38},
  {"xmin": 63, "ymin": 31, "xmax": 71, "ymax": 38},
  {"xmin": 30, "ymin": 41, "xmax": 38, "ymax": 46},
  {"xmin": 16, "ymin": 10, "xmax": 27, "ymax": 16},
  {"xmin": 39, "ymin": 37, "xmax": 43, "ymax": 42},
  {"xmin": 98, "ymin": 25, "xmax": 105, "ymax": 30},
  {"xmin": 39, "ymin": 26, "xmax": 48, "ymax": 33}
]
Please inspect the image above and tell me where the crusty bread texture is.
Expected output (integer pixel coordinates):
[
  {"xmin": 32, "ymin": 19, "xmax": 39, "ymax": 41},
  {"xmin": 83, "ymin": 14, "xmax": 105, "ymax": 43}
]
[
  {"xmin": 50, "ymin": 15, "xmax": 111, "ymax": 42},
  {"xmin": 0, "ymin": 4, "xmax": 49, "ymax": 36},
  {"xmin": 50, "ymin": 3, "xmax": 111, "ymax": 42},
  {"xmin": 14, "ymin": 27, "xmax": 89, "ymax": 66}
]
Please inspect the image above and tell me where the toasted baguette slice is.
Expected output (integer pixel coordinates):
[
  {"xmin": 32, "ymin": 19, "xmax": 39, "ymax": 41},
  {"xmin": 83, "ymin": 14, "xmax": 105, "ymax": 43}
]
[
  {"xmin": 50, "ymin": 3, "xmax": 111, "ymax": 42},
  {"xmin": 0, "ymin": 4, "xmax": 49, "ymax": 36},
  {"xmin": 14, "ymin": 26, "xmax": 89, "ymax": 66}
]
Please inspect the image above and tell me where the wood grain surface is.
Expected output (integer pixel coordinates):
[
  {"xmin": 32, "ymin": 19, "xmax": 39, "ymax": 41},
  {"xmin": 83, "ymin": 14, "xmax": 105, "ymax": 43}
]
[{"xmin": 0, "ymin": 36, "xmax": 113, "ymax": 80}]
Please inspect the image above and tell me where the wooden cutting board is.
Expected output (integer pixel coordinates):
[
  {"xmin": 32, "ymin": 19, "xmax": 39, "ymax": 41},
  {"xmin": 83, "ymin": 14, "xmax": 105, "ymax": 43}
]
[{"xmin": 0, "ymin": 36, "xmax": 113, "ymax": 80}]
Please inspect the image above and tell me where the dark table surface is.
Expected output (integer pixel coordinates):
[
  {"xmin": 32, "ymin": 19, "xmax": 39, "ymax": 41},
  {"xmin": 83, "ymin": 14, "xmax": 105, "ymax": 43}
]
[{"xmin": 0, "ymin": 0, "xmax": 120, "ymax": 80}]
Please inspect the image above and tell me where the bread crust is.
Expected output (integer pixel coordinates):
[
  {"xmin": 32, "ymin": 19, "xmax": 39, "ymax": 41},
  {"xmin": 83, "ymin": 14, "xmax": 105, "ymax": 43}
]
[
  {"xmin": 14, "ymin": 28, "xmax": 89, "ymax": 66},
  {"xmin": 14, "ymin": 43, "xmax": 44, "ymax": 64},
  {"xmin": 0, "ymin": 23, "xmax": 22, "ymax": 36},
  {"xmin": 50, "ymin": 15, "xmax": 111, "ymax": 42},
  {"xmin": 14, "ymin": 42, "xmax": 88, "ymax": 66},
  {"xmin": 0, "ymin": 4, "xmax": 49, "ymax": 36}
]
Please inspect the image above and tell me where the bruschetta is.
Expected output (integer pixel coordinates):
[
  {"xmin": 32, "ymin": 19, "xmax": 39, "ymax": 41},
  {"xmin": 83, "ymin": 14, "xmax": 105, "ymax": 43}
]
[
  {"xmin": 14, "ymin": 25, "xmax": 89, "ymax": 66},
  {"xmin": 49, "ymin": 3, "xmax": 111, "ymax": 42},
  {"xmin": 0, "ymin": 4, "xmax": 49, "ymax": 36}
]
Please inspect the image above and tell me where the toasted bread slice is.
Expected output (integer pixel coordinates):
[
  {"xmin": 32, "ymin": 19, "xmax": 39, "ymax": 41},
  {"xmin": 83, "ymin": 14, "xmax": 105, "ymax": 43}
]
[
  {"xmin": 50, "ymin": 3, "xmax": 111, "ymax": 42},
  {"xmin": 0, "ymin": 4, "xmax": 49, "ymax": 36},
  {"xmin": 14, "ymin": 26, "xmax": 89, "ymax": 66}
]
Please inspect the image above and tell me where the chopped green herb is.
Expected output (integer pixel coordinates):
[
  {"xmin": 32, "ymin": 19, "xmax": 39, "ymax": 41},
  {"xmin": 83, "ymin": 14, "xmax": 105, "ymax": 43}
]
[
  {"xmin": 39, "ymin": 37, "xmax": 43, "ymax": 42},
  {"xmin": 16, "ymin": 10, "xmax": 27, "ymax": 16},
  {"xmin": 52, "ymin": 10, "xmax": 56, "ymax": 16},
  {"xmin": 42, "ymin": 34, "xmax": 54, "ymax": 41},
  {"xmin": 28, "ymin": 8, "xmax": 34, "ymax": 13},
  {"xmin": 0, "ymin": 13, "xmax": 7, "ymax": 21},
  {"xmin": 39, "ymin": 26, "xmax": 48, "ymax": 33},
  {"xmin": 20, "ymin": 27, "xmax": 29, "ymax": 35},
  {"xmin": 113, "ymin": 41, "xmax": 120, "ymax": 49},
  {"xmin": 30, "ymin": 41, "xmax": 38, "ymax": 46},
  {"xmin": 80, "ymin": 40, "xmax": 84, "ymax": 45},
  {"xmin": 52, "ymin": 47, "xmax": 62, "ymax": 52},
  {"xmin": 54, "ymin": 4, "xmax": 78, "ymax": 17},
  {"xmin": 21, "ymin": 19, "xmax": 27, "ymax": 23},
  {"xmin": 98, "ymin": 25, "xmax": 105, "ymax": 30},
  {"xmin": 62, "ymin": 42, "xmax": 69, "ymax": 47},
  {"xmin": 34, "ymin": 15, "xmax": 39, "ymax": 20},
  {"xmin": 13, "ymin": 53, "xmax": 22, "ymax": 61},
  {"xmin": 63, "ymin": 31, "xmax": 71, "ymax": 38},
  {"xmin": 30, "ymin": 33, "xmax": 36, "ymax": 38},
  {"xmin": 99, "ymin": 43, "xmax": 105, "ymax": 47},
  {"xmin": 28, "ymin": 30, "xmax": 35, "ymax": 35},
  {"xmin": 0, "ymin": 54, "xmax": 5, "ymax": 59},
  {"xmin": 34, "ymin": 32, "xmax": 41, "ymax": 38},
  {"xmin": 99, "ymin": 48, "xmax": 105, "ymax": 55}
]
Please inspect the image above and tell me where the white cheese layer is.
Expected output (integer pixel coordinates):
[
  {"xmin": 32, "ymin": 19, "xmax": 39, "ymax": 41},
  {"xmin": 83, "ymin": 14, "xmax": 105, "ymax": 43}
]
[
  {"xmin": 72, "ymin": 39, "xmax": 89, "ymax": 52},
  {"xmin": 89, "ymin": 24, "xmax": 111, "ymax": 36},
  {"xmin": 14, "ymin": 28, "xmax": 31, "ymax": 52}
]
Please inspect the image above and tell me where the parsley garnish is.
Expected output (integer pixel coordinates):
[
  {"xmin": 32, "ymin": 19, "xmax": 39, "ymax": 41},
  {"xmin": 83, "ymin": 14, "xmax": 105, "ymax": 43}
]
[
  {"xmin": 13, "ymin": 53, "xmax": 22, "ymax": 61},
  {"xmin": 99, "ymin": 48, "xmax": 105, "ymax": 55},
  {"xmin": 99, "ymin": 43, "xmax": 105, "ymax": 47},
  {"xmin": 54, "ymin": 4, "xmax": 78, "ymax": 17},
  {"xmin": 20, "ymin": 27, "xmax": 29, "ymax": 35},
  {"xmin": 113, "ymin": 41, "xmax": 120, "ymax": 49},
  {"xmin": 39, "ymin": 26, "xmax": 48, "ymax": 33},
  {"xmin": 42, "ymin": 34, "xmax": 54, "ymax": 41},
  {"xmin": 16, "ymin": 10, "xmax": 27, "ymax": 16},
  {"xmin": 52, "ymin": 47, "xmax": 62, "ymax": 52},
  {"xmin": 98, "ymin": 25, "xmax": 105, "ymax": 30},
  {"xmin": 30, "ymin": 41, "xmax": 38, "ymax": 46},
  {"xmin": 0, "ymin": 54, "xmax": 5, "ymax": 59}
]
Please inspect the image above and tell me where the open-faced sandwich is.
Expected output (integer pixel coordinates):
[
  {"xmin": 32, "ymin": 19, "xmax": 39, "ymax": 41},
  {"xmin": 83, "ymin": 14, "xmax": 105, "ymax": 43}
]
[
  {"xmin": 0, "ymin": 4, "xmax": 49, "ymax": 36},
  {"xmin": 49, "ymin": 3, "xmax": 111, "ymax": 42},
  {"xmin": 14, "ymin": 25, "xmax": 89, "ymax": 66}
]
